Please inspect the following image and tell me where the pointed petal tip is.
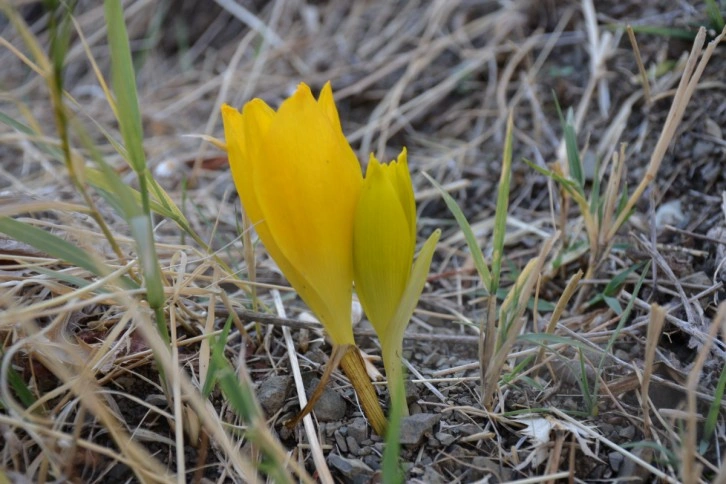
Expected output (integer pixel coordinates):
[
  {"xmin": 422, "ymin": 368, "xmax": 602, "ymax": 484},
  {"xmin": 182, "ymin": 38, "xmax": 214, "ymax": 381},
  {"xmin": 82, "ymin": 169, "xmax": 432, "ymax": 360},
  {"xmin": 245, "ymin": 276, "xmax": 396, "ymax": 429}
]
[
  {"xmin": 319, "ymin": 81, "xmax": 333, "ymax": 99},
  {"xmin": 221, "ymin": 103, "xmax": 237, "ymax": 114},
  {"xmin": 396, "ymin": 147, "xmax": 408, "ymax": 166}
]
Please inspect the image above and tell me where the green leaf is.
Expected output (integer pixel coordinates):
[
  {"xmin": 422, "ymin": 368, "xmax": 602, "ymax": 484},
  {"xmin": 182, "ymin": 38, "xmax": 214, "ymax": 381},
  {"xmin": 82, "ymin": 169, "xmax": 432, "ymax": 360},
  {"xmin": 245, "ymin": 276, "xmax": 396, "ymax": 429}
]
[
  {"xmin": 380, "ymin": 229, "xmax": 439, "ymax": 419},
  {"xmin": 491, "ymin": 113, "xmax": 513, "ymax": 294},
  {"xmin": 0, "ymin": 348, "xmax": 36, "ymax": 409},
  {"xmin": 563, "ymin": 109, "xmax": 584, "ymax": 188},
  {"xmin": 129, "ymin": 216, "xmax": 165, "ymax": 310},
  {"xmin": 590, "ymin": 156, "xmax": 602, "ymax": 217},
  {"xmin": 701, "ymin": 359, "xmax": 726, "ymax": 451},
  {"xmin": 0, "ymin": 110, "xmax": 64, "ymax": 161},
  {"xmin": 626, "ymin": 25, "xmax": 697, "ymax": 41},
  {"xmin": 85, "ymin": 168, "xmax": 174, "ymax": 220},
  {"xmin": 705, "ymin": 0, "xmax": 725, "ymax": 30},
  {"xmin": 603, "ymin": 295, "xmax": 622, "ymax": 315},
  {"xmin": 424, "ymin": 173, "xmax": 492, "ymax": 292},
  {"xmin": 495, "ymin": 288, "xmax": 555, "ymax": 312},
  {"xmin": 104, "ymin": 0, "xmax": 146, "ymax": 174},
  {"xmin": 33, "ymin": 266, "xmax": 110, "ymax": 293},
  {"xmin": 202, "ymin": 315, "xmax": 234, "ymax": 398},
  {"xmin": 212, "ymin": 352, "xmax": 261, "ymax": 423},
  {"xmin": 552, "ymin": 96, "xmax": 584, "ymax": 189}
]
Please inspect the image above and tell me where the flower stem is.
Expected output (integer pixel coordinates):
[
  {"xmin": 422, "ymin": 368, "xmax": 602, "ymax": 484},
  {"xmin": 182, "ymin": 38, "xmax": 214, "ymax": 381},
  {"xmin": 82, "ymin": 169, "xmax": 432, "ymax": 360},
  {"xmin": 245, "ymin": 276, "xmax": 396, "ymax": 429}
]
[
  {"xmin": 339, "ymin": 346, "xmax": 387, "ymax": 436},
  {"xmin": 382, "ymin": 342, "xmax": 409, "ymax": 418}
]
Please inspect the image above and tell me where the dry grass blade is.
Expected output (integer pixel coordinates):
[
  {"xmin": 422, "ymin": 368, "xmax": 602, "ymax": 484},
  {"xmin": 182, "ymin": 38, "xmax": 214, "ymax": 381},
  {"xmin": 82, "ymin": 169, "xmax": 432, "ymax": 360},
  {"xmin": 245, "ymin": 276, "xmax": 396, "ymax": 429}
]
[
  {"xmin": 535, "ymin": 269, "xmax": 583, "ymax": 367},
  {"xmin": 482, "ymin": 232, "xmax": 559, "ymax": 408},
  {"xmin": 682, "ymin": 302, "xmax": 726, "ymax": 483},
  {"xmin": 271, "ymin": 290, "xmax": 334, "ymax": 484},
  {"xmin": 640, "ymin": 304, "xmax": 665, "ymax": 440},
  {"xmin": 608, "ymin": 26, "xmax": 726, "ymax": 239},
  {"xmin": 626, "ymin": 25, "xmax": 651, "ymax": 106}
]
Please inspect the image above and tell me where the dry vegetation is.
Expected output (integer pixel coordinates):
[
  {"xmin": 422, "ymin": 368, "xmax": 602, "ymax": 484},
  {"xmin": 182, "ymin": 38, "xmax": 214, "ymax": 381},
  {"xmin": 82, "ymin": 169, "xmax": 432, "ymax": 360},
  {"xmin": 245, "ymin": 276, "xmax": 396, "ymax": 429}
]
[{"xmin": 2, "ymin": 0, "xmax": 726, "ymax": 482}]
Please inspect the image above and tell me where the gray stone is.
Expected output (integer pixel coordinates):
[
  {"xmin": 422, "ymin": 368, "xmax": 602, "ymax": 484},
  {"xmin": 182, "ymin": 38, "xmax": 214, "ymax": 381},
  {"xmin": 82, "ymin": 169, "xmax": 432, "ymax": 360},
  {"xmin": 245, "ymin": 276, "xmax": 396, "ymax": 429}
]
[
  {"xmin": 405, "ymin": 380, "xmax": 419, "ymax": 404},
  {"xmin": 457, "ymin": 423, "xmax": 481, "ymax": 436},
  {"xmin": 328, "ymin": 454, "xmax": 374, "ymax": 484},
  {"xmin": 334, "ymin": 431, "xmax": 347, "ymax": 453},
  {"xmin": 305, "ymin": 377, "xmax": 346, "ymax": 422},
  {"xmin": 422, "ymin": 467, "xmax": 446, "ymax": 484},
  {"xmin": 348, "ymin": 417, "xmax": 367, "ymax": 442},
  {"xmin": 257, "ymin": 375, "xmax": 291, "ymax": 417},
  {"xmin": 362, "ymin": 455, "xmax": 380, "ymax": 471},
  {"xmin": 609, "ymin": 451, "xmax": 624, "ymax": 471},
  {"xmin": 435, "ymin": 432, "xmax": 456, "ymax": 446},
  {"xmin": 618, "ymin": 425, "xmax": 635, "ymax": 439},
  {"xmin": 692, "ymin": 140, "xmax": 713, "ymax": 159},
  {"xmin": 346, "ymin": 436, "xmax": 361, "ymax": 456},
  {"xmin": 399, "ymin": 413, "xmax": 441, "ymax": 446}
]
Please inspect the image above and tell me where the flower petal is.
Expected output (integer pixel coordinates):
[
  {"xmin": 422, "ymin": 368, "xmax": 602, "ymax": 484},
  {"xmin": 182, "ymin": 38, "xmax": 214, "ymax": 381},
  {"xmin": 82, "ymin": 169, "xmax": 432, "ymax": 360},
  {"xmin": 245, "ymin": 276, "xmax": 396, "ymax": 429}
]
[
  {"xmin": 391, "ymin": 148, "xmax": 416, "ymax": 244},
  {"xmin": 317, "ymin": 81, "xmax": 343, "ymax": 135},
  {"xmin": 353, "ymin": 154, "xmax": 415, "ymax": 336},
  {"xmin": 253, "ymin": 83, "xmax": 362, "ymax": 344}
]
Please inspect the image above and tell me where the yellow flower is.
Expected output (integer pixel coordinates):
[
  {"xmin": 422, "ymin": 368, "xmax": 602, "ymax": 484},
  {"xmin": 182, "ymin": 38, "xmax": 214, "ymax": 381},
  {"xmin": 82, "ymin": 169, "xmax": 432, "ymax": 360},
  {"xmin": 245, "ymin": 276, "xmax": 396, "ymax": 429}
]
[
  {"xmin": 353, "ymin": 150, "xmax": 440, "ymax": 413},
  {"xmin": 221, "ymin": 82, "xmax": 362, "ymax": 346}
]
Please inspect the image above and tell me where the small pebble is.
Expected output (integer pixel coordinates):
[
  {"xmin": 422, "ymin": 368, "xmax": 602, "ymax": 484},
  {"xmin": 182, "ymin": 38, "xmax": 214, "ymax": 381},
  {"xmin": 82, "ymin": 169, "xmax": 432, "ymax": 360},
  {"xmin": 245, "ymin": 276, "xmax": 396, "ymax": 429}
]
[
  {"xmin": 399, "ymin": 413, "xmax": 441, "ymax": 446},
  {"xmin": 619, "ymin": 425, "xmax": 635, "ymax": 439},
  {"xmin": 435, "ymin": 432, "xmax": 456, "ymax": 446},
  {"xmin": 362, "ymin": 455, "xmax": 380, "ymax": 471},
  {"xmin": 328, "ymin": 454, "xmax": 374, "ymax": 484},
  {"xmin": 348, "ymin": 417, "xmax": 367, "ymax": 442},
  {"xmin": 346, "ymin": 436, "xmax": 361, "ymax": 456},
  {"xmin": 609, "ymin": 451, "xmax": 624, "ymax": 471},
  {"xmin": 256, "ymin": 375, "xmax": 291, "ymax": 417},
  {"xmin": 305, "ymin": 377, "xmax": 346, "ymax": 422},
  {"xmin": 334, "ymin": 431, "xmax": 347, "ymax": 453}
]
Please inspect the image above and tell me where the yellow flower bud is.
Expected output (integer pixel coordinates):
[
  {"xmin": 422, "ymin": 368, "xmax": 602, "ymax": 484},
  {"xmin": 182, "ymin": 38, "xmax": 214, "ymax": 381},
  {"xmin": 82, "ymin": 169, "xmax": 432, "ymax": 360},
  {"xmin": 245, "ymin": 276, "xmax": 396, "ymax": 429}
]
[
  {"xmin": 353, "ymin": 150, "xmax": 416, "ymax": 337},
  {"xmin": 353, "ymin": 150, "xmax": 440, "ymax": 415}
]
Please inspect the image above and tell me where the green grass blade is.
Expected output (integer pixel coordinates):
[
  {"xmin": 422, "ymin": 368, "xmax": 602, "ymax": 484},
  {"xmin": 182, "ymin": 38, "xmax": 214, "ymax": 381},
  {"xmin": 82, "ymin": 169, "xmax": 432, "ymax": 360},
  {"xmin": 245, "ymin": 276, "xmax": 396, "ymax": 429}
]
[
  {"xmin": 0, "ymin": 110, "xmax": 64, "ymax": 161},
  {"xmin": 0, "ymin": 217, "xmax": 134, "ymax": 288},
  {"xmin": 705, "ymin": 0, "xmax": 725, "ymax": 30},
  {"xmin": 701, "ymin": 360, "xmax": 726, "ymax": 451},
  {"xmin": 552, "ymin": 95, "xmax": 584, "ymax": 189},
  {"xmin": 578, "ymin": 349, "xmax": 594, "ymax": 414},
  {"xmin": 202, "ymin": 315, "xmax": 233, "ymax": 398},
  {"xmin": 563, "ymin": 109, "xmax": 584, "ymax": 188},
  {"xmin": 85, "ymin": 168, "xmax": 174, "ymax": 220},
  {"xmin": 589, "ymin": 156, "xmax": 602, "ymax": 217},
  {"xmin": 626, "ymin": 25, "xmax": 696, "ymax": 40},
  {"xmin": 129, "ymin": 216, "xmax": 165, "ymax": 310},
  {"xmin": 0, "ymin": 348, "xmax": 36, "ymax": 409},
  {"xmin": 104, "ymin": 0, "xmax": 146, "ymax": 174},
  {"xmin": 33, "ymin": 266, "xmax": 111, "ymax": 293},
  {"xmin": 591, "ymin": 261, "xmax": 650, "ymax": 413},
  {"xmin": 491, "ymin": 112, "xmax": 513, "ymax": 294},
  {"xmin": 423, "ymin": 173, "xmax": 492, "ymax": 292},
  {"xmin": 103, "ymin": 0, "xmax": 167, "ymax": 335}
]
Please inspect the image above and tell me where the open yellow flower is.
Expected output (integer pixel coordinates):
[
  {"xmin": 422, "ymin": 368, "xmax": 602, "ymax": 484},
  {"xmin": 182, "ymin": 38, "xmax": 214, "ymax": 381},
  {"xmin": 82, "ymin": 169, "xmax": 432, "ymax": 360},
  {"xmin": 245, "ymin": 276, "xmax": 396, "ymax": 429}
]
[
  {"xmin": 221, "ymin": 82, "xmax": 387, "ymax": 434},
  {"xmin": 353, "ymin": 150, "xmax": 440, "ymax": 415}
]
